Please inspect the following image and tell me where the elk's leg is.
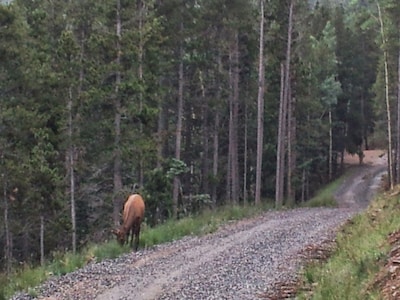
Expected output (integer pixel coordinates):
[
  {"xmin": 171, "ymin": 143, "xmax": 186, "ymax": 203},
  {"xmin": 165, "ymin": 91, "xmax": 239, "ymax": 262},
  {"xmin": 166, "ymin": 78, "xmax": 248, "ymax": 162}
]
[
  {"xmin": 127, "ymin": 227, "xmax": 132, "ymax": 247},
  {"xmin": 133, "ymin": 224, "xmax": 141, "ymax": 252},
  {"xmin": 125, "ymin": 230, "xmax": 130, "ymax": 246}
]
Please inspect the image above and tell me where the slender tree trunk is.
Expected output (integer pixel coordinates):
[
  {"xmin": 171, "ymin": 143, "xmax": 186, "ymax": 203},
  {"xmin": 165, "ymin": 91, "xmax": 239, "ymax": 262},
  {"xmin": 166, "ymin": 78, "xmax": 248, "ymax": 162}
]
[
  {"xmin": 276, "ymin": 63, "xmax": 286, "ymax": 208},
  {"xmin": 328, "ymin": 109, "xmax": 333, "ymax": 180},
  {"xmin": 68, "ymin": 86, "xmax": 76, "ymax": 254},
  {"xmin": 199, "ymin": 70, "xmax": 210, "ymax": 195},
  {"xmin": 227, "ymin": 49, "xmax": 233, "ymax": 202},
  {"xmin": 212, "ymin": 55, "xmax": 222, "ymax": 208},
  {"xmin": 255, "ymin": 0, "xmax": 265, "ymax": 206},
  {"xmin": 377, "ymin": 2, "xmax": 394, "ymax": 190},
  {"xmin": 243, "ymin": 93, "xmax": 248, "ymax": 205},
  {"xmin": 40, "ymin": 215, "xmax": 45, "ymax": 266},
  {"xmin": 138, "ymin": 0, "xmax": 145, "ymax": 187},
  {"xmin": 3, "ymin": 171, "xmax": 11, "ymax": 275},
  {"xmin": 301, "ymin": 168, "xmax": 306, "ymax": 203},
  {"xmin": 287, "ymin": 86, "xmax": 296, "ymax": 205},
  {"xmin": 396, "ymin": 40, "xmax": 400, "ymax": 183},
  {"xmin": 157, "ymin": 99, "xmax": 167, "ymax": 168},
  {"xmin": 172, "ymin": 41, "xmax": 184, "ymax": 218},
  {"xmin": 113, "ymin": 0, "xmax": 123, "ymax": 225},
  {"xmin": 230, "ymin": 31, "xmax": 240, "ymax": 204},
  {"xmin": 277, "ymin": 0, "xmax": 294, "ymax": 207},
  {"xmin": 212, "ymin": 112, "xmax": 219, "ymax": 208}
]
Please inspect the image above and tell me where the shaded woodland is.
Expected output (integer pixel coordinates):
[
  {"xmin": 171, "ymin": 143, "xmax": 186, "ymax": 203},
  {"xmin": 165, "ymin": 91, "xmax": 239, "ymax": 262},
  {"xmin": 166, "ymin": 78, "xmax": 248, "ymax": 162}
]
[{"xmin": 1, "ymin": 0, "xmax": 400, "ymax": 271}]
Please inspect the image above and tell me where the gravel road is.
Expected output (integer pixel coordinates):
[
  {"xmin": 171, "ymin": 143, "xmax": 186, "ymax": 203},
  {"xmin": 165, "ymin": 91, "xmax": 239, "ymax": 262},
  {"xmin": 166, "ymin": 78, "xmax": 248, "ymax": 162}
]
[{"xmin": 12, "ymin": 163, "xmax": 386, "ymax": 300}]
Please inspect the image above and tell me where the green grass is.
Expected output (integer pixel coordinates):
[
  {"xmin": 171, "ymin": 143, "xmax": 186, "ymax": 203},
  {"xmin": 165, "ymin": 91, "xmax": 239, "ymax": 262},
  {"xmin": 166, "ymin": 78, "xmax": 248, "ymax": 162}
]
[
  {"xmin": 0, "ymin": 202, "xmax": 272, "ymax": 299},
  {"xmin": 297, "ymin": 191, "xmax": 400, "ymax": 299},
  {"xmin": 301, "ymin": 175, "xmax": 344, "ymax": 208},
  {"xmin": 140, "ymin": 203, "xmax": 273, "ymax": 248}
]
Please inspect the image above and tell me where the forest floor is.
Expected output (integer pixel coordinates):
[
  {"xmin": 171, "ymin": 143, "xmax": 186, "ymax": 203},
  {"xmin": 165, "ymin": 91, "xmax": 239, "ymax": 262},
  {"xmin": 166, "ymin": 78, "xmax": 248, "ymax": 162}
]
[{"xmin": 13, "ymin": 150, "xmax": 387, "ymax": 300}]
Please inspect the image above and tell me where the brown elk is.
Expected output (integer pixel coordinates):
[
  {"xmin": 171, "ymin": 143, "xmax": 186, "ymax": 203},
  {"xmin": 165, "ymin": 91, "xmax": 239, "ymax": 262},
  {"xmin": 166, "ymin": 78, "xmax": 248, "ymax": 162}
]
[{"xmin": 112, "ymin": 194, "xmax": 145, "ymax": 251}]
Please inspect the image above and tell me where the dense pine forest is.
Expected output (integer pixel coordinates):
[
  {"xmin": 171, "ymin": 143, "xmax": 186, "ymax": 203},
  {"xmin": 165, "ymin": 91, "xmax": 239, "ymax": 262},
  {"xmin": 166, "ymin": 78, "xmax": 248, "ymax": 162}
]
[{"xmin": 1, "ymin": 0, "xmax": 400, "ymax": 272}]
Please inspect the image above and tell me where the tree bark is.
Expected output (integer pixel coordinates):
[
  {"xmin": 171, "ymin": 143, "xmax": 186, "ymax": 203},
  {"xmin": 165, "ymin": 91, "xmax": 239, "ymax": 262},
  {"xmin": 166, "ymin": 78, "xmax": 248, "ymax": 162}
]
[
  {"xmin": 212, "ymin": 112, "xmax": 219, "ymax": 208},
  {"xmin": 3, "ymin": 170, "xmax": 11, "ymax": 275},
  {"xmin": 68, "ymin": 86, "xmax": 76, "ymax": 254},
  {"xmin": 172, "ymin": 40, "xmax": 184, "ymax": 218},
  {"xmin": 396, "ymin": 37, "xmax": 400, "ymax": 183},
  {"xmin": 138, "ymin": 0, "xmax": 145, "ymax": 187},
  {"xmin": 40, "ymin": 215, "xmax": 45, "ymax": 266},
  {"xmin": 377, "ymin": 2, "xmax": 393, "ymax": 190},
  {"xmin": 276, "ymin": 63, "xmax": 286, "ymax": 208},
  {"xmin": 243, "ymin": 93, "xmax": 248, "ymax": 205},
  {"xmin": 157, "ymin": 99, "xmax": 167, "ymax": 168},
  {"xmin": 276, "ymin": 1, "xmax": 294, "ymax": 207},
  {"xmin": 228, "ymin": 31, "xmax": 240, "ymax": 204},
  {"xmin": 328, "ymin": 109, "xmax": 333, "ymax": 180},
  {"xmin": 199, "ymin": 70, "xmax": 210, "ymax": 195},
  {"xmin": 211, "ymin": 55, "xmax": 222, "ymax": 208},
  {"xmin": 113, "ymin": 0, "xmax": 123, "ymax": 225},
  {"xmin": 255, "ymin": 0, "xmax": 265, "ymax": 206},
  {"xmin": 287, "ymin": 86, "xmax": 296, "ymax": 205}
]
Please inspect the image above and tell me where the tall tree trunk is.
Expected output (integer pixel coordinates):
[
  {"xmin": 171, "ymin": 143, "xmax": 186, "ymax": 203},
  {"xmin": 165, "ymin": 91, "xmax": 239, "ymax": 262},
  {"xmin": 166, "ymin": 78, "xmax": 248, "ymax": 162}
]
[
  {"xmin": 227, "ymin": 44, "xmax": 233, "ymax": 202},
  {"xmin": 396, "ymin": 40, "xmax": 400, "ymax": 184},
  {"xmin": 138, "ymin": 0, "xmax": 145, "ymax": 187},
  {"xmin": 287, "ymin": 86, "xmax": 296, "ymax": 205},
  {"xmin": 276, "ymin": 63, "xmax": 286, "ymax": 208},
  {"xmin": 226, "ymin": 90, "xmax": 232, "ymax": 202},
  {"xmin": 328, "ymin": 109, "xmax": 333, "ymax": 180},
  {"xmin": 255, "ymin": 0, "xmax": 265, "ymax": 205},
  {"xmin": 199, "ymin": 70, "xmax": 210, "ymax": 195},
  {"xmin": 243, "ymin": 92, "xmax": 248, "ymax": 205},
  {"xmin": 377, "ymin": 2, "xmax": 394, "ymax": 190},
  {"xmin": 68, "ymin": 86, "xmax": 76, "ymax": 254},
  {"xmin": 229, "ymin": 31, "xmax": 240, "ymax": 204},
  {"xmin": 283, "ymin": 0, "xmax": 294, "ymax": 206},
  {"xmin": 276, "ymin": 1, "xmax": 294, "ymax": 207},
  {"xmin": 157, "ymin": 99, "xmax": 167, "ymax": 168},
  {"xmin": 3, "ymin": 170, "xmax": 11, "ymax": 275},
  {"xmin": 212, "ymin": 112, "xmax": 219, "ymax": 208},
  {"xmin": 40, "ymin": 215, "xmax": 45, "ymax": 266},
  {"xmin": 172, "ymin": 41, "xmax": 184, "ymax": 218},
  {"xmin": 212, "ymin": 55, "xmax": 222, "ymax": 208},
  {"xmin": 301, "ymin": 168, "xmax": 306, "ymax": 203},
  {"xmin": 113, "ymin": 0, "xmax": 123, "ymax": 225}
]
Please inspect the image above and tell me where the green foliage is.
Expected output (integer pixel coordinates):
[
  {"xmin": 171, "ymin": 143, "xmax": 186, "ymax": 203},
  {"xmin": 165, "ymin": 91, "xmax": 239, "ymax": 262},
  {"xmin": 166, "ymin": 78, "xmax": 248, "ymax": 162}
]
[
  {"xmin": 166, "ymin": 158, "xmax": 189, "ymax": 179},
  {"xmin": 143, "ymin": 159, "xmax": 189, "ymax": 225}
]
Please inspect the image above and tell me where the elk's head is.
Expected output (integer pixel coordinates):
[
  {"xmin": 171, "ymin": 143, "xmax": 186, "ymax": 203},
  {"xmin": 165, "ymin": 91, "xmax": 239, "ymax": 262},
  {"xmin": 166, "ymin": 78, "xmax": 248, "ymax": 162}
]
[{"xmin": 112, "ymin": 229, "xmax": 126, "ymax": 245}]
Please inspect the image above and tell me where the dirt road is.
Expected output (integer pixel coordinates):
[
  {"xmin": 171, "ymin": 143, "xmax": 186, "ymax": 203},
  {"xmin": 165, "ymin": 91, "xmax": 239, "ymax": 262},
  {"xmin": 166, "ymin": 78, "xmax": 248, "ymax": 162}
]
[{"xmin": 13, "ymin": 151, "xmax": 387, "ymax": 300}]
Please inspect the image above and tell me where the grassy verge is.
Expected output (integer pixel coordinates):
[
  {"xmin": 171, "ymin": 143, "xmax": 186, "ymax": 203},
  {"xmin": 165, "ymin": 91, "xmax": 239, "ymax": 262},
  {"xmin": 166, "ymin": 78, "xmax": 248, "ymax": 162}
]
[
  {"xmin": 297, "ymin": 188, "xmax": 400, "ymax": 299},
  {"xmin": 301, "ymin": 174, "xmax": 345, "ymax": 208},
  {"xmin": 0, "ymin": 202, "xmax": 272, "ymax": 299}
]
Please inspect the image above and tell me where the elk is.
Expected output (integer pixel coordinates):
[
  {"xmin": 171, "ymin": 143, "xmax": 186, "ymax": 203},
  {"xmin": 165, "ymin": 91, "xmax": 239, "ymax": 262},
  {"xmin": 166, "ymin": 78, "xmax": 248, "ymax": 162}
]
[{"xmin": 112, "ymin": 194, "xmax": 145, "ymax": 251}]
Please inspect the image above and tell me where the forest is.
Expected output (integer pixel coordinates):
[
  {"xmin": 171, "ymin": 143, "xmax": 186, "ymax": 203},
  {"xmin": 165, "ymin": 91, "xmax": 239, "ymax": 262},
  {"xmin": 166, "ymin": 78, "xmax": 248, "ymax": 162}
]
[{"xmin": 1, "ymin": 0, "xmax": 400, "ymax": 272}]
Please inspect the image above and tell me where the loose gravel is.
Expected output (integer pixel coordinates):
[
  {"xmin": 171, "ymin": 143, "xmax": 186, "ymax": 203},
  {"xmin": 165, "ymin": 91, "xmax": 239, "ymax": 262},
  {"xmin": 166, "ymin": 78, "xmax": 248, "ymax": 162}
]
[{"xmin": 12, "ymin": 164, "xmax": 386, "ymax": 300}]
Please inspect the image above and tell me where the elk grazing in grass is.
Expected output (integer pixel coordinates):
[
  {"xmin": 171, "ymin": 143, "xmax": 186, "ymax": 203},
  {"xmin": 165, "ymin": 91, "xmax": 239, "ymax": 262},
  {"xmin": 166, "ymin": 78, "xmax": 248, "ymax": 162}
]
[{"xmin": 112, "ymin": 194, "xmax": 145, "ymax": 251}]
